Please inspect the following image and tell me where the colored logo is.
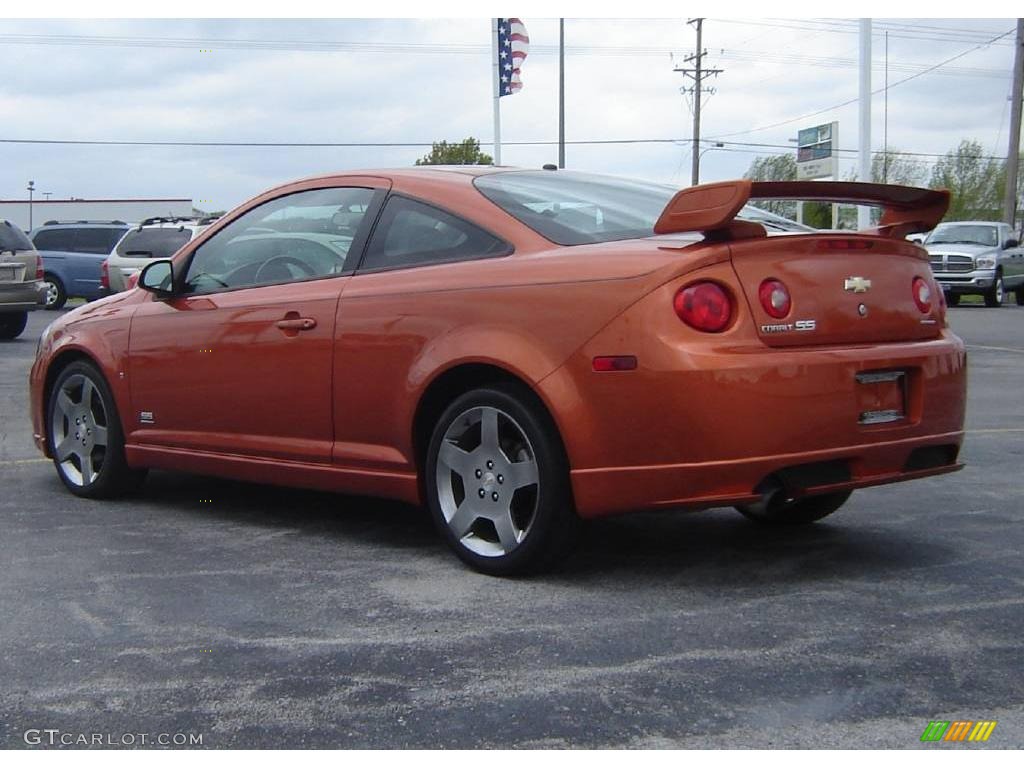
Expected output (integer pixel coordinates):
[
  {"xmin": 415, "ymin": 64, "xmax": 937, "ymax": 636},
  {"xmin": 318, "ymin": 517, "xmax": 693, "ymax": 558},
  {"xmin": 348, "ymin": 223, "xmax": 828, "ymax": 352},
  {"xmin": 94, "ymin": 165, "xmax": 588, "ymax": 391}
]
[{"xmin": 920, "ymin": 720, "xmax": 997, "ymax": 743}]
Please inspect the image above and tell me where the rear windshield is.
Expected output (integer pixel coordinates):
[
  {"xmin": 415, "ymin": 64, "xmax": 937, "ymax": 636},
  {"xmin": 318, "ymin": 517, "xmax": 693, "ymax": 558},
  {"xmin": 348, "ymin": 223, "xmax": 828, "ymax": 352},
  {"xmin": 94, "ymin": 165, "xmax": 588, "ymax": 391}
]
[
  {"xmin": 1, "ymin": 221, "xmax": 34, "ymax": 252},
  {"xmin": 116, "ymin": 228, "xmax": 193, "ymax": 259},
  {"xmin": 474, "ymin": 171, "xmax": 675, "ymax": 245}
]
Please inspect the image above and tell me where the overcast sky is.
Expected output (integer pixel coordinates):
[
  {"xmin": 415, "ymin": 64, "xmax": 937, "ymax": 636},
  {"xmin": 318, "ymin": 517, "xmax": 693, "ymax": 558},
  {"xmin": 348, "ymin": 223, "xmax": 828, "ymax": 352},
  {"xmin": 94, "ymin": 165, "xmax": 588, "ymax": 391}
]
[{"xmin": 0, "ymin": 17, "xmax": 1018, "ymax": 212}]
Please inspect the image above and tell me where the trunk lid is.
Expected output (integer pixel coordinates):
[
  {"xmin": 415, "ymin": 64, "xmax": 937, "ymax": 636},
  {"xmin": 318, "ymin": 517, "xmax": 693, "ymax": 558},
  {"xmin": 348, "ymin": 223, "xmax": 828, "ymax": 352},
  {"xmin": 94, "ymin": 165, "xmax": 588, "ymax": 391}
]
[{"xmin": 729, "ymin": 234, "xmax": 942, "ymax": 347}]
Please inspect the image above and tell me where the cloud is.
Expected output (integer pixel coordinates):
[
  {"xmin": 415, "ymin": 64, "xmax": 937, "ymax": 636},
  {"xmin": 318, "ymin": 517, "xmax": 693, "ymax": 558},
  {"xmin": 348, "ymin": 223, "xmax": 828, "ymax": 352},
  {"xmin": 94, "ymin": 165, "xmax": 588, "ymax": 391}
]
[{"xmin": 0, "ymin": 17, "xmax": 1017, "ymax": 210}]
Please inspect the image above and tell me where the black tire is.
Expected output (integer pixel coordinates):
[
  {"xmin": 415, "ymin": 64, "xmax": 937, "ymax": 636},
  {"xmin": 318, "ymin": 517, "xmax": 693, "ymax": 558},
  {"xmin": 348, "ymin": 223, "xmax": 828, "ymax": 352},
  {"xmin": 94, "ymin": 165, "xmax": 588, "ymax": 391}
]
[
  {"xmin": 736, "ymin": 489, "xmax": 852, "ymax": 525},
  {"xmin": 47, "ymin": 360, "xmax": 146, "ymax": 498},
  {"xmin": 945, "ymin": 292, "xmax": 960, "ymax": 307},
  {"xmin": 0, "ymin": 311, "xmax": 28, "ymax": 339},
  {"xmin": 42, "ymin": 274, "xmax": 67, "ymax": 310},
  {"xmin": 1016, "ymin": 286, "xmax": 1024, "ymax": 306},
  {"xmin": 983, "ymin": 273, "xmax": 1004, "ymax": 308},
  {"xmin": 424, "ymin": 383, "xmax": 578, "ymax": 576}
]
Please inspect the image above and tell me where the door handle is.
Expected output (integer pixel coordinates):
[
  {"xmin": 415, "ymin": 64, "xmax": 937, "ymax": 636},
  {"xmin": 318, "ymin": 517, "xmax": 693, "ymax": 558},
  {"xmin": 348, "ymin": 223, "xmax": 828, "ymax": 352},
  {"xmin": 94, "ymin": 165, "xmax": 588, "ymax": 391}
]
[{"xmin": 275, "ymin": 317, "xmax": 317, "ymax": 331}]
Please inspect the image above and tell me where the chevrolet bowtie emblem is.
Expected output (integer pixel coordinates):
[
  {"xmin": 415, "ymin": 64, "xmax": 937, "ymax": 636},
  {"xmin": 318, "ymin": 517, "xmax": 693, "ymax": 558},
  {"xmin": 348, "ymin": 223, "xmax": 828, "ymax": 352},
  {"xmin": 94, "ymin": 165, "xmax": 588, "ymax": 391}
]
[{"xmin": 844, "ymin": 277, "xmax": 872, "ymax": 293}]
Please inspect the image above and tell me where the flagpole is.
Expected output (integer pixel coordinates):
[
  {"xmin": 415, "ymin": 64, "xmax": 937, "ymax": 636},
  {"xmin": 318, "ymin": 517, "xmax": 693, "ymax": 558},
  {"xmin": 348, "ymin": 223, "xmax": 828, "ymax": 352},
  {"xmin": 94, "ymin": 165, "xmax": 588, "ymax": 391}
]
[
  {"xmin": 492, "ymin": 18, "xmax": 502, "ymax": 166},
  {"xmin": 558, "ymin": 18, "xmax": 565, "ymax": 168}
]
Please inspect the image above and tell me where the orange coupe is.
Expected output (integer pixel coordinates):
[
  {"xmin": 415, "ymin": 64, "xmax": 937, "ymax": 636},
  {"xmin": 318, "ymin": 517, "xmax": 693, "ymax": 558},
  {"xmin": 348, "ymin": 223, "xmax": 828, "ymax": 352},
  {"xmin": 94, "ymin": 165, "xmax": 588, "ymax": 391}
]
[{"xmin": 29, "ymin": 168, "xmax": 966, "ymax": 575}]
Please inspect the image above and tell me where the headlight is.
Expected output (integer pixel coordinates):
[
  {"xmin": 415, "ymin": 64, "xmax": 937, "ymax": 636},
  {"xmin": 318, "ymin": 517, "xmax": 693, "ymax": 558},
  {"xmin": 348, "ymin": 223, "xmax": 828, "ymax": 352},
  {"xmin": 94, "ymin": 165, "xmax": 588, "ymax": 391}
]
[{"xmin": 976, "ymin": 256, "xmax": 996, "ymax": 269}]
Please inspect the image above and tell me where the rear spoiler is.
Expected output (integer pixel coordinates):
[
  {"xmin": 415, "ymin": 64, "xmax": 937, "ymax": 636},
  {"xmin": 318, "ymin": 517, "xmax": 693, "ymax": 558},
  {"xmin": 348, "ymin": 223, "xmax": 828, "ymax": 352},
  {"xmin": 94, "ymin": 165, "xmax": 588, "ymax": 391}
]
[{"xmin": 653, "ymin": 180, "xmax": 949, "ymax": 240}]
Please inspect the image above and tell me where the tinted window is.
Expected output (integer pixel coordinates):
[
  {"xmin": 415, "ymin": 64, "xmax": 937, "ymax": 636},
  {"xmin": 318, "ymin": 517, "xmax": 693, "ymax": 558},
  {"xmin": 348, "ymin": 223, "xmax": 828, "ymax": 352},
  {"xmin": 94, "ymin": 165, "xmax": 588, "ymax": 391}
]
[
  {"xmin": 32, "ymin": 226, "xmax": 126, "ymax": 254},
  {"xmin": 361, "ymin": 196, "xmax": 510, "ymax": 271},
  {"xmin": 117, "ymin": 228, "xmax": 193, "ymax": 259},
  {"xmin": 32, "ymin": 229, "xmax": 75, "ymax": 252},
  {"xmin": 474, "ymin": 170, "xmax": 676, "ymax": 245},
  {"xmin": 76, "ymin": 227, "xmax": 128, "ymax": 254},
  {"xmin": 184, "ymin": 187, "xmax": 375, "ymax": 295},
  {"xmin": 1, "ymin": 221, "xmax": 33, "ymax": 252}
]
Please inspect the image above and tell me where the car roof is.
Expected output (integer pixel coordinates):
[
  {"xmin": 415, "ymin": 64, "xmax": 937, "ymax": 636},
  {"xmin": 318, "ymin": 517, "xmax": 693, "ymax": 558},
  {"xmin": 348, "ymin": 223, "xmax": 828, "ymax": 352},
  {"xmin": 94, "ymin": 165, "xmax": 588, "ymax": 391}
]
[{"xmin": 36, "ymin": 221, "xmax": 130, "ymax": 229}]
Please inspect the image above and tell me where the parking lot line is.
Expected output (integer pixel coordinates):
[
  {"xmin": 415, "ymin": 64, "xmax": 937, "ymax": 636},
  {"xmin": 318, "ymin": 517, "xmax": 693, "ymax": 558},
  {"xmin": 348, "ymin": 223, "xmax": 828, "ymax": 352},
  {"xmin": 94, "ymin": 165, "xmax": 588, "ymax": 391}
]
[{"xmin": 966, "ymin": 344, "xmax": 1024, "ymax": 354}]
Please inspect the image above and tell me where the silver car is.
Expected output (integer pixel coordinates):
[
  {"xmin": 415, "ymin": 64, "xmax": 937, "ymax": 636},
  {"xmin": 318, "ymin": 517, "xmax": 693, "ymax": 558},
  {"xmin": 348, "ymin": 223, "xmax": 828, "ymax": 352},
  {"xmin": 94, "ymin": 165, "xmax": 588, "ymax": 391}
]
[
  {"xmin": 925, "ymin": 221, "xmax": 1024, "ymax": 307},
  {"xmin": 105, "ymin": 217, "xmax": 211, "ymax": 293},
  {"xmin": 0, "ymin": 220, "xmax": 45, "ymax": 339}
]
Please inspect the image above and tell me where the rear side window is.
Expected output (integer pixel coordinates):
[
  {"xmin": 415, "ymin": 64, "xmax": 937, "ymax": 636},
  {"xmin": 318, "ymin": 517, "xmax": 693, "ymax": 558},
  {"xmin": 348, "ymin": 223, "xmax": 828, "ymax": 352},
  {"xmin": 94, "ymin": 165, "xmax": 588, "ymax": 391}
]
[
  {"xmin": 361, "ymin": 196, "xmax": 510, "ymax": 271},
  {"xmin": 32, "ymin": 229, "xmax": 75, "ymax": 252},
  {"xmin": 32, "ymin": 227, "xmax": 126, "ymax": 254},
  {"xmin": 1, "ymin": 221, "xmax": 33, "ymax": 252},
  {"xmin": 76, "ymin": 228, "xmax": 127, "ymax": 254},
  {"xmin": 117, "ymin": 228, "xmax": 193, "ymax": 259}
]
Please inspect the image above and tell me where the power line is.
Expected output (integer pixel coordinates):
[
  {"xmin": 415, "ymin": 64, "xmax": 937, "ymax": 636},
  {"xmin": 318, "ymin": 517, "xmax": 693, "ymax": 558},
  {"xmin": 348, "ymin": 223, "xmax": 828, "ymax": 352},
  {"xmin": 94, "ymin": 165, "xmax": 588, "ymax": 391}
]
[
  {"xmin": 709, "ymin": 28, "xmax": 1016, "ymax": 141},
  {"xmin": 0, "ymin": 135, "xmax": 1010, "ymax": 163}
]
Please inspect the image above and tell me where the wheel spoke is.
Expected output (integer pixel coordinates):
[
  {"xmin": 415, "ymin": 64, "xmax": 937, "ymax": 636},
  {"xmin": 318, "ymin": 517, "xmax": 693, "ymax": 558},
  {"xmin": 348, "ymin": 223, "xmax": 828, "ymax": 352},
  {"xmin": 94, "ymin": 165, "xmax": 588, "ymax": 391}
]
[
  {"xmin": 448, "ymin": 504, "xmax": 478, "ymax": 539},
  {"xmin": 92, "ymin": 425, "xmax": 108, "ymax": 447},
  {"xmin": 493, "ymin": 510, "xmax": 522, "ymax": 553},
  {"xmin": 480, "ymin": 407, "xmax": 500, "ymax": 453},
  {"xmin": 56, "ymin": 390, "xmax": 74, "ymax": 420},
  {"xmin": 80, "ymin": 378, "xmax": 97, "ymax": 410},
  {"xmin": 55, "ymin": 435, "xmax": 76, "ymax": 461},
  {"xmin": 438, "ymin": 440, "xmax": 473, "ymax": 477},
  {"xmin": 80, "ymin": 451, "xmax": 95, "ymax": 484},
  {"xmin": 505, "ymin": 458, "xmax": 539, "ymax": 489}
]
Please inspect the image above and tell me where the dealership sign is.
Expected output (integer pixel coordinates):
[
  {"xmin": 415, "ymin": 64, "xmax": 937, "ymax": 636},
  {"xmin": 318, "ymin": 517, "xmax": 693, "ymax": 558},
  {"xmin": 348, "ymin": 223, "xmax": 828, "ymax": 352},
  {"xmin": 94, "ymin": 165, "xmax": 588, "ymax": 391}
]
[{"xmin": 796, "ymin": 121, "xmax": 839, "ymax": 180}]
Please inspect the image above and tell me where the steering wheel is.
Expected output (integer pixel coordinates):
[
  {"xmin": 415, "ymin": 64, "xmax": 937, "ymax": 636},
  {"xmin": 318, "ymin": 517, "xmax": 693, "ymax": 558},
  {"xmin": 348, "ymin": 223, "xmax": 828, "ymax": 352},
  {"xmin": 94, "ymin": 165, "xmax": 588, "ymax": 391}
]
[{"xmin": 254, "ymin": 255, "xmax": 317, "ymax": 283}]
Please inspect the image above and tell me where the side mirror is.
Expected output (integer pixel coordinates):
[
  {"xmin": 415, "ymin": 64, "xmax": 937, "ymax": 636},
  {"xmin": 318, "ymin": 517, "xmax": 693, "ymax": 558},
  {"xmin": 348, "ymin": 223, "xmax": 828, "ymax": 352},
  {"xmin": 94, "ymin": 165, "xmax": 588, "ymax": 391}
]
[
  {"xmin": 138, "ymin": 259, "xmax": 174, "ymax": 296},
  {"xmin": 910, "ymin": 237, "xmax": 924, "ymax": 245},
  {"xmin": 1004, "ymin": 238, "xmax": 1019, "ymax": 249}
]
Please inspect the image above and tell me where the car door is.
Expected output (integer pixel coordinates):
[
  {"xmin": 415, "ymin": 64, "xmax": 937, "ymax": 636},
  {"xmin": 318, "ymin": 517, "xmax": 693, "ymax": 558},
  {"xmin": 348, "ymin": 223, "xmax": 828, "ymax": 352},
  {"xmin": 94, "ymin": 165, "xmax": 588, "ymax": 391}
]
[{"xmin": 126, "ymin": 183, "xmax": 386, "ymax": 464}]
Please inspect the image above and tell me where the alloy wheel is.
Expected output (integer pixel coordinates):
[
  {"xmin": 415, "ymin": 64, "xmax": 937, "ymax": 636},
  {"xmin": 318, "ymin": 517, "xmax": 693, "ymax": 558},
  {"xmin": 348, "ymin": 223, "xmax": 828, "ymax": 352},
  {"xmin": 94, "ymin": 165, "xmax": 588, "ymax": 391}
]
[
  {"xmin": 434, "ymin": 405, "xmax": 540, "ymax": 558},
  {"xmin": 50, "ymin": 373, "xmax": 109, "ymax": 486}
]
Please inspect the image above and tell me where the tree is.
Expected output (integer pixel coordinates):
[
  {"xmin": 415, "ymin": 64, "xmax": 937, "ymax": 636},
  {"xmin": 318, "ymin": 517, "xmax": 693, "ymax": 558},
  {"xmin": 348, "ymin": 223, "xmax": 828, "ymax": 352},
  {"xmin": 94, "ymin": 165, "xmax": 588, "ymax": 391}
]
[
  {"xmin": 928, "ymin": 139, "xmax": 1004, "ymax": 221},
  {"xmin": 743, "ymin": 155, "xmax": 797, "ymax": 219},
  {"xmin": 415, "ymin": 137, "xmax": 493, "ymax": 166},
  {"xmin": 872, "ymin": 150, "xmax": 928, "ymax": 188}
]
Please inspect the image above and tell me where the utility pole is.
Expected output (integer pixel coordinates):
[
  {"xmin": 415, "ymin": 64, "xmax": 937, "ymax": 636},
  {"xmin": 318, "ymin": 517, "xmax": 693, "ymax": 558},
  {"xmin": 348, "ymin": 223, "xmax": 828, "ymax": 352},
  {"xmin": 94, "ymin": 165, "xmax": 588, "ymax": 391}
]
[
  {"xmin": 26, "ymin": 180, "xmax": 35, "ymax": 232},
  {"xmin": 857, "ymin": 19, "xmax": 872, "ymax": 230},
  {"xmin": 558, "ymin": 19, "xmax": 565, "ymax": 168},
  {"xmin": 674, "ymin": 19, "xmax": 722, "ymax": 186},
  {"xmin": 1004, "ymin": 18, "xmax": 1023, "ymax": 229}
]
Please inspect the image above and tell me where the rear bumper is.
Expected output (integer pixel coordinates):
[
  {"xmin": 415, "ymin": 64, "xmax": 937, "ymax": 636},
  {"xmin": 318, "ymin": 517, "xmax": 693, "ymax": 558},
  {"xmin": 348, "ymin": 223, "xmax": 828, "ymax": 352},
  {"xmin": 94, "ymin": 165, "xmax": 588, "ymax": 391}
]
[
  {"xmin": 0, "ymin": 280, "xmax": 46, "ymax": 311},
  {"xmin": 541, "ymin": 316, "xmax": 967, "ymax": 518},
  {"xmin": 570, "ymin": 433, "xmax": 963, "ymax": 517}
]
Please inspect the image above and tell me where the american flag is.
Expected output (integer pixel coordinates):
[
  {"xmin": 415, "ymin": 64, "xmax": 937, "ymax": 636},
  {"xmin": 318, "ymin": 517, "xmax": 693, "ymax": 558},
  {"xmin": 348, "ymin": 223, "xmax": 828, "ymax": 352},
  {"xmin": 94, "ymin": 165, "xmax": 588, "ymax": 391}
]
[{"xmin": 497, "ymin": 18, "xmax": 529, "ymax": 97}]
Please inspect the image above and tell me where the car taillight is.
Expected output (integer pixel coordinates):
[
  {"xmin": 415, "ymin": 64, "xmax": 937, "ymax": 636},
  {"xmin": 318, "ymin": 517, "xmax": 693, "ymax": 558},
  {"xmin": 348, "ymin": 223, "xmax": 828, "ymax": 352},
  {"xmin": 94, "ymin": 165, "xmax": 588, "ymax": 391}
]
[
  {"xmin": 35, "ymin": 258, "xmax": 44, "ymax": 281},
  {"xmin": 912, "ymin": 276, "xmax": 931, "ymax": 313},
  {"xmin": 758, "ymin": 278, "xmax": 791, "ymax": 319},
  {"xmin": 673, "ymin": 282, "xmax": 733, "ymax": 333},
  {"xmin": 100, "ymin": 261, "xmax": 110, "ymax": 290}
]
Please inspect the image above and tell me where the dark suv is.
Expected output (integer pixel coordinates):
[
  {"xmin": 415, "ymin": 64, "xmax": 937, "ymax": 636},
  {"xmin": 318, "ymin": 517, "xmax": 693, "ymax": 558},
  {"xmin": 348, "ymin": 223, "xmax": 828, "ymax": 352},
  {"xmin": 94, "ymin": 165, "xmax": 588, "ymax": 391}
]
[{"xmin": 30, "ymin": 221, "xmax": 131, "ymax": 309}]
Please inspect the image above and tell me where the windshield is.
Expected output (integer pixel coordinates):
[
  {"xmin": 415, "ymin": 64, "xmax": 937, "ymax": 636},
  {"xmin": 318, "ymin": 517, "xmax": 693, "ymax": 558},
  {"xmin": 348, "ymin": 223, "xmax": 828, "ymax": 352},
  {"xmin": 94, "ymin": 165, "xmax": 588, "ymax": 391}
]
[
  {"xmin": 117, "ymin": 227, "xmax": 193, "ymax": 259},
  {"xmin": 0, "ymin": 221, "xmax": 34, "ymax": 252},
  {"xmin": 926, "ymin": 224, "xmax": 999, "ymax": 247}
]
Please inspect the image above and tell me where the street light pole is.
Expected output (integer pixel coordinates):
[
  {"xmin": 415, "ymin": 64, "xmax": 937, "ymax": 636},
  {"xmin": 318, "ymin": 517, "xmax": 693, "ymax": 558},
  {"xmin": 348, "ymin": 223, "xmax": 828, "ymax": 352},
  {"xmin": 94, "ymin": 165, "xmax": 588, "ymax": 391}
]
[{"xmin": 27, "ymin": 180, "xmax": 35, "ymax": 232}]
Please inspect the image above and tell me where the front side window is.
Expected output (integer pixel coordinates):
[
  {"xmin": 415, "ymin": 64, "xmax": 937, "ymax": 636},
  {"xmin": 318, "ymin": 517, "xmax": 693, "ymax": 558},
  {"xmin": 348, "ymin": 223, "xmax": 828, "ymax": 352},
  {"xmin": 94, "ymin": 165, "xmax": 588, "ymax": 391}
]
[
  {"xmin": 360, "ymin": 196, "xmax": 510, "ymax": 271},
  {"xmin": 183, "ymin": 187, "xmax": 375, "ymax": 295}
]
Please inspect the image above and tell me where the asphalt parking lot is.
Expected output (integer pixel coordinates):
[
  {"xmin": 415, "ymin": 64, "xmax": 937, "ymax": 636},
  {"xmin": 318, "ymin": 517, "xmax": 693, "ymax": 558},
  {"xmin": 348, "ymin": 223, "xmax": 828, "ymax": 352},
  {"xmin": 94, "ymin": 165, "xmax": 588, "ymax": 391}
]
[{"xmin": 1, "ymin": 305, "xmax": 1022, "ymax": 749}]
